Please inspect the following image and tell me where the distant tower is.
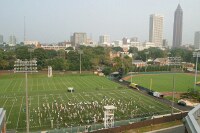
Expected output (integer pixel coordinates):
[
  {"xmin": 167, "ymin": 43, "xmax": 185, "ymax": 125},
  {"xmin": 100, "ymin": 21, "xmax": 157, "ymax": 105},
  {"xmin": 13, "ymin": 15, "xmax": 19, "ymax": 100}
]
[
  {"xmin": 194, "ymin": 31, "xmax": 200, "ymax": 49},
  {"xmin": 172, "ymin": 4, "xmax": 183, "ymax": 48},
  {"xmin": 149, "ymin": 14, "xmax": 164, "ymax": 47}
]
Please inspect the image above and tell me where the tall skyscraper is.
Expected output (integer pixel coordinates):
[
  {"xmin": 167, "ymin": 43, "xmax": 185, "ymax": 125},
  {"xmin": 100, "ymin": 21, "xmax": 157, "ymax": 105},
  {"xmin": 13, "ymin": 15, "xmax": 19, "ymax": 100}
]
[
  {"xmin": 194, "ymin": 31, "xmax": 200, "ymax": 49},
  {"xmin": 71, "ymin": 32, "xmax": 87, "ymax": 46},
  {"xmin": 172, "ymin": 4, "xmax": 183, "ymax": 48},
  {"xmin": 99, "ymin": 35, "xmax": 110, "ymax": 45},
  {"xmin": 0, "ymin": 35, "xmax": 3, "ymax": 44},
  {"xmin": 8, "ymin": 35, "xmax": 17, "ymax": 46},
  {"xmin": 149, "ymin": 14, "xmax": 164, "ymax": 47}
]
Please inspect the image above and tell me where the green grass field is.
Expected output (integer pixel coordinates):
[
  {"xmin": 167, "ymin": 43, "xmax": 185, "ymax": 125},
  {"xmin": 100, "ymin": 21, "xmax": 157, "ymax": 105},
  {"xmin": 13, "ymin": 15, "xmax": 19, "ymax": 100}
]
[
  {"xmin": 127, "ymin": 72, "xmax": 200, "ymax": 92},
  {"xmin": 0, "ymin": 72, "xmax": 173, "ymax": 132}
]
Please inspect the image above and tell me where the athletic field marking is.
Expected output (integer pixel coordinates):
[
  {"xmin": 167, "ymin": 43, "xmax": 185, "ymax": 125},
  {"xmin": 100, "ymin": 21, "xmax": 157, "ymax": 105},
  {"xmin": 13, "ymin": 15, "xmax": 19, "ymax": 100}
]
[
  {"xmin": 16, "ymin": 97, "xmax": 24, "ymax": 129},
  {"xmin": 6, "ymin": 98, "xmax": 16, "ymax": 123}
]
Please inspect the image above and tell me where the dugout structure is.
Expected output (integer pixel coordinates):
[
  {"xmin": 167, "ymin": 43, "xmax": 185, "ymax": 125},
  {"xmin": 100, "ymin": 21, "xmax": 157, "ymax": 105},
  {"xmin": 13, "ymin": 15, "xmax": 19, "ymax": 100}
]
[{"xmin": 104, "ymin": 105, "xmax": 116, "ymax": 128}]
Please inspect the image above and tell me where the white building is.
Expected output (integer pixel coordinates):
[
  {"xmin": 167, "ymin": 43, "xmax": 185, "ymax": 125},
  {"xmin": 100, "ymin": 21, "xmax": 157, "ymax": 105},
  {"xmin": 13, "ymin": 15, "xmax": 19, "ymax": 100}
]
[
  {"xmin": 8, "ymin": 35, "xmax": 16, "ymax": 46},
  {"xmin": 149, "ymin": 14, "xmax": 164, "ymax": 47},
  {"xmin": 194, "ymin": 31, "xmax": 200, "ymax": 49},
  {"xmin": 130, "ymin": 37, "xmax": 138, "ymax": 42},
  {"xmin": 24, "ymin": 41, "xmax": 40, "ymax": 47},
  {"xmin": 71, "ymin": 32, "xmax": 87, "ymax": 46},
  {"xmin": 41, "ymin": 44, "xmax": 67, "ymax": 51},
  {"xmin": 99, "ymin": 35, "xmax": 110, "ymax": 46},
  {"xmin": 113, "ymin": 40, "xmax": 123, "ymax": 47}
]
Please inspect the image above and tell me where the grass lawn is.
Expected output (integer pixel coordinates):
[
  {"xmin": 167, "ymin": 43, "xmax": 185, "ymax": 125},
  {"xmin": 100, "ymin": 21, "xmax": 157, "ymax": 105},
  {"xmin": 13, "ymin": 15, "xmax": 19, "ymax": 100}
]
[
  {"xmin": 0, "ymin": 72, "xmax": 174, "ymax": 132},
  {"xmin": 126, "ymin": 73, "xmax": 200, "ymax": 92}
]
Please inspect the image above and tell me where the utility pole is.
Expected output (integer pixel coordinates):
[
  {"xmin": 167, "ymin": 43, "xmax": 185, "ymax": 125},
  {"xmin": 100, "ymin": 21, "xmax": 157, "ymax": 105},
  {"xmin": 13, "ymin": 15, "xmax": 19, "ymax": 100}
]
[{"xmin": 14, "ymin": 59, "xmax": 38, "ymax": 133}]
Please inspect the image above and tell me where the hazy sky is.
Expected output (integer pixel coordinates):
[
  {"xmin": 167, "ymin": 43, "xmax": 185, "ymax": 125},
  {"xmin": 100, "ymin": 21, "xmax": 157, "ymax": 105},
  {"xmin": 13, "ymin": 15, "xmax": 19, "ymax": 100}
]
[{"xmin": 0, "ymin": 0, "xmax": 200, "ymax": 45}]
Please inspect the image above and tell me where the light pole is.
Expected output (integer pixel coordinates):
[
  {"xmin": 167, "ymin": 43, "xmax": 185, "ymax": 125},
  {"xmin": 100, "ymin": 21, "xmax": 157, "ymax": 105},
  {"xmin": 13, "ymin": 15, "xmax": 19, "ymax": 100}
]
[
  {"xmin": 193, "ymin": 51, "xmax": 200, "ymax": 92},
  {"xmin": 14, "ymin": 59, "xmax": 37, "ymax": 133},
  {"xmin": 78, "ymin": 50, "xmax": 83, "ymax": 74}
]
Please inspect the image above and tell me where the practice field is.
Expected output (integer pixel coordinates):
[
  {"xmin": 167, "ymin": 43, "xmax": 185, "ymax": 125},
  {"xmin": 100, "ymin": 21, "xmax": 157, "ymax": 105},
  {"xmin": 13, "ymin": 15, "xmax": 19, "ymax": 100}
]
[
  {"xmin": 0, "ymin": 72, "xmax": 174, "ymax": 132},
  {"xmin": 125, "ymin": 72, "xmax": 200, "ymax": 92}
]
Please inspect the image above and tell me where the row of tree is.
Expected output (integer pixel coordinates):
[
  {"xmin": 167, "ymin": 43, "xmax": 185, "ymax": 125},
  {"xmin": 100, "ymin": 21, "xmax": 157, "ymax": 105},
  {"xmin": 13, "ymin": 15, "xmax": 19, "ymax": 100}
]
[{"xmin": 0, "ymin": 44, "xmax": 197, "ymax": 75}]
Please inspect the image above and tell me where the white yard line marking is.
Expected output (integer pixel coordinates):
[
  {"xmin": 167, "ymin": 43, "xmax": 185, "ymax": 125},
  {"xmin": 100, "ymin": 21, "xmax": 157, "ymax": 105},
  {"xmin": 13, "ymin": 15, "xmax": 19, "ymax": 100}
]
[
  {"xmin": 18, "ymin": 80, "xmax": 23, "ymax": 92},
  {"xmin": 4, "ymin": 78, "xmax": 13, "ymax": 92},
  {"xmin": 16, "ymin": 97, "xmax": 24, "ymax": 129},
  {"xmin": 6, "ymin": 98, "xmax": 16, "ymax": 122},
  {"xmin": 2, "ymin": 98, "xmax": 8, "ymax": 108}
]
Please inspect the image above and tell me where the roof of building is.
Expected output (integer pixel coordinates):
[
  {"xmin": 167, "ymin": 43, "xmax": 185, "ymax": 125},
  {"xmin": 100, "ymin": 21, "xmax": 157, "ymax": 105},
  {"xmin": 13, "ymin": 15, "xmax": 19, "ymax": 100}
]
[
  {"xmin": 0, "ymin": 108, "xmax": 6, "ymax": 126},
  {"xmin": 132, "ymin": 60, "xmax": 144, "ymax": 63},
  {"xmin": 184, "ymin": 104, "xmax": 200, "ymax": 133},
  {"xmin": 154, "ymin": 58, "xmax": 168, "ymax": 63},
  {"xmin": 104, "ymin": 105, "xmax": 117, "ymax": 110}
]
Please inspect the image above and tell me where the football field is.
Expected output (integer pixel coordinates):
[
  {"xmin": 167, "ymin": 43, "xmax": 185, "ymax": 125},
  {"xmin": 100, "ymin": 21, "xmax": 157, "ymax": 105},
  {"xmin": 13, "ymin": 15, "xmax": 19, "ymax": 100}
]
[{"xmin": 0, "ymin": 72, "xmax": 173, "ymax": 132}]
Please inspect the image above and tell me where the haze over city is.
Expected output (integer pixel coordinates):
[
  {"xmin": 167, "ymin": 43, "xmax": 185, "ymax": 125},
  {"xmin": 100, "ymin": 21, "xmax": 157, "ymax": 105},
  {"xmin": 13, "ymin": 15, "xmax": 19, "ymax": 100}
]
[{"xmin": 0, "ymin": 0, "xmax": 200, "ymax": 44}]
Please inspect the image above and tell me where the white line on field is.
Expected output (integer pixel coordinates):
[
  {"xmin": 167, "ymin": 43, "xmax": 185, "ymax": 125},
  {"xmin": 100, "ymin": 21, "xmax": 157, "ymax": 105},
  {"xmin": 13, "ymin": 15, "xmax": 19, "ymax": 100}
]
[
  {"xmin": 6, "ymin": 98, "xmax": 16, "ymax": 123},
  {"xmin": 18, "ymin": 80, "xmax": 23, "ymax": 92},
  {"xmin": 4, "ymin": 78, "xmax": 13, "ymax": 92},
  {"xmin": 2, "ymin": 98, "xmax": 8, "ymax": 108},
  {"xmin": 16, "ymin": 97, "xmax": 24, "ymax": 129}
]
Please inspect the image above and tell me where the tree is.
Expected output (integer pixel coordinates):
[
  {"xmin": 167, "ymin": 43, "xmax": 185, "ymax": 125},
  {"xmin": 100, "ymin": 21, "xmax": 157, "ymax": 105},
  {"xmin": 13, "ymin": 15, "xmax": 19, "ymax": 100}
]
[
  {"xmin": 46, "ymin": 50, "xmax": 57, "ymax": 59},
  {"xmin": 112, "ymin": 47, "xmax": 123, "ymax": 52},
  {"xmin": 66, "ymin": 51, "xmax": 80, "ymax": 71},
  {"xmin": 128, "ymin": 47, "xmax": 138, "ymax": 53},
  {"xmin": 34, "ymin": 48, "xmax": 47, "ymax": 69},
  {"xmin": 102, "ymin": 67, "xmax": 112, "ymax": 75},
  {"xmin": 15, "ymin": 46, "xmax": 29, "ymax": 60},
  {"xmin": 47, "ymin": 58, "xmax": 67, "ymax": 70}
]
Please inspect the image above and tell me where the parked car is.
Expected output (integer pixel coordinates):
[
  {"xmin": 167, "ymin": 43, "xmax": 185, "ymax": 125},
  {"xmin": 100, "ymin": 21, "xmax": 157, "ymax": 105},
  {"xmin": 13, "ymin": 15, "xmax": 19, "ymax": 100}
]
[{"xmin": 178, "ymin": 100, "xmax": 186, "ymax": 106}]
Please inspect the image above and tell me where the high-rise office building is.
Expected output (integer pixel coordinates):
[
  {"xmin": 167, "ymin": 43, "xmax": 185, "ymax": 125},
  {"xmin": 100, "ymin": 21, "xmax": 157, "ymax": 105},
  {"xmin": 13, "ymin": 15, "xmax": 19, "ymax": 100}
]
[
  {"xmin": 8, "ymin": 35, "xmax": 17, "ymax": 46},
  {"xmin": 194, "ymin": 31, "xmax": 200, "ymax": 49},
  {"xmin": 149, "ymin": 14, "xmax": 164, "ymax": 47},
  {"xmin": 172, "ymin": 4, "xmax": 183, "ymax": 48},
  {"xmin": 71, "ymin": 32, "xmax": 87, "ymax": 46},
  {"xmin": 0, "ymin": 35, "xmax": 3, "ymax": 44},
  {"xmin": 99, "ymin": 35, "xmax": 110, "ymax": 45}
]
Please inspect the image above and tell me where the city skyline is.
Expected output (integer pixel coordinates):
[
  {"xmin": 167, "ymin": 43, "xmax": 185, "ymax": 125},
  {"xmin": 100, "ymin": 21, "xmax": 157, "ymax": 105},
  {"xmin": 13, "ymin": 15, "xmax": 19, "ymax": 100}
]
[{"xmin": 0, "ymin": 0, "xmax": 200, "ymax": 45}]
